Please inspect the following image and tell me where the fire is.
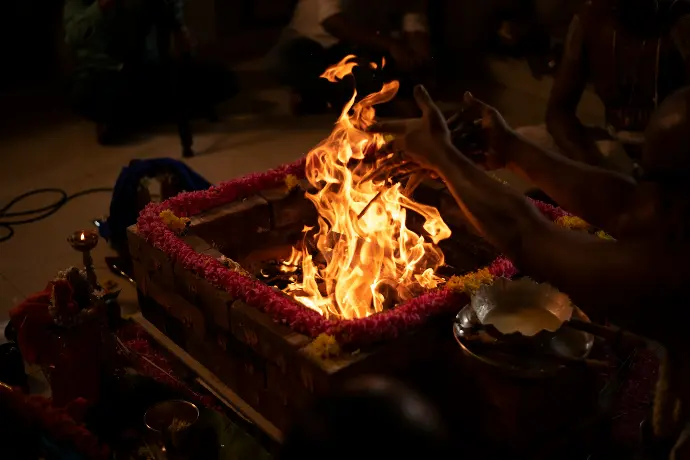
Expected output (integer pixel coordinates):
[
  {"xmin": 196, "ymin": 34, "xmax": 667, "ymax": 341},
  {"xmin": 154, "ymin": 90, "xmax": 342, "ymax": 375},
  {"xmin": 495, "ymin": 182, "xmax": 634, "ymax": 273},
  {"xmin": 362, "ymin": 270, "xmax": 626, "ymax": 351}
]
[{"xmin": 284, "ymin": 56, "xmax": 451, "ymax": 320}]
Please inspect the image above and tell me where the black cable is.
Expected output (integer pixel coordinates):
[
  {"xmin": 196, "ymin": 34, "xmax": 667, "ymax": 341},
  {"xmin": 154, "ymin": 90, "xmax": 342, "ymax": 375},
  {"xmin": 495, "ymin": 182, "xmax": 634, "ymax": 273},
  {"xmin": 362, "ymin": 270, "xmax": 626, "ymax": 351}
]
[{"xmin": 0, "ymin": 187, "xmax": 113, "ymax": 243}]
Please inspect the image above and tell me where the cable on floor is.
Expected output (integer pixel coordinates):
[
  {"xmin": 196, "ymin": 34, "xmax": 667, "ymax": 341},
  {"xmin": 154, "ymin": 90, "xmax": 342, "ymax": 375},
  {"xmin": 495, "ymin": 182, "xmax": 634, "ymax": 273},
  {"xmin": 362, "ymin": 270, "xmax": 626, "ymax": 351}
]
[{"xmin": 0, "ymin": 188, "xmax": 113, "ymax": 244}]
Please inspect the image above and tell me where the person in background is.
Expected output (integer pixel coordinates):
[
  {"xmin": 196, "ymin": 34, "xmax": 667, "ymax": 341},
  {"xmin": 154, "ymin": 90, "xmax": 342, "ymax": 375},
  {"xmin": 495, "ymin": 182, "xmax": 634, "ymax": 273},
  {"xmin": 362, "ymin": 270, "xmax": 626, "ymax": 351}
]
[
  {"xmin": 369, "ymin": 84, "xmax": 690, "ymax": 459},
  {"xmin": 266, "ymin": 0, "xmax": 432, "ymax": 116},
  {"xmin": 281, "ymin": 375, "xmax": 450, "ymax": 460},
  {"xmin": 63, "ymin": 0, "xmax": 235, "ymax": 145},
  {"xmin": 519, "ymin": 0, "xmax": 690, "ymax": 172}
]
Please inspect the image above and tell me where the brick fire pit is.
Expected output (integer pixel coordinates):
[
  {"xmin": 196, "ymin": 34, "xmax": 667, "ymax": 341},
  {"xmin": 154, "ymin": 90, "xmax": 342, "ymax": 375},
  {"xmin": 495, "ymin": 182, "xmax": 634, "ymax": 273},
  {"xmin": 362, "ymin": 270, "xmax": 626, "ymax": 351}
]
[
  {"xmin": 126, "ymin": 57, "xmax": 595, "ymax": 444},
  {"xmin": 128, "ymin": 170, "xmax": 502, "ymax": 434}
]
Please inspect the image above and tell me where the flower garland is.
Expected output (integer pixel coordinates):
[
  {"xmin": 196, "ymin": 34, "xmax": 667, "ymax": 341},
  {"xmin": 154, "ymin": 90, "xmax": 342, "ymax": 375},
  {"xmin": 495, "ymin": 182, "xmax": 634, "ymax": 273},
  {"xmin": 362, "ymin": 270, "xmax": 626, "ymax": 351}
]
[
  {"xmin": 137, "ymin": 159, "xmax": 608, "ymax": 347},
  {"xmin": 0, "ymin": 385, "xmax": 109, "ymax": 459}
]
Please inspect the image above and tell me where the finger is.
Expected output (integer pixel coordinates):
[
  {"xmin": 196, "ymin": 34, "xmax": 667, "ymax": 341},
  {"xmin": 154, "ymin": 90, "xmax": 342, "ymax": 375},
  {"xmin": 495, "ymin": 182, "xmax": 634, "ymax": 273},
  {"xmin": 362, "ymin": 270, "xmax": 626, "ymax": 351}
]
[
  {"xmin": 464, "ymin": 91, "xmax": 496, "ymax": 113},
  {"xmin": 413, "ymin": 85, "xmax": 436, "ymax": 114},
  {"xmin": 451, "ymin": 126, "xmax": 467, "ymax": 138},
  {"xmin": 367, "ymin": 120, "xmax": 409, "ymax": 134},
  {"xmin": 464, "ymin": 92, "xmax": 498, "ymax": 129}
]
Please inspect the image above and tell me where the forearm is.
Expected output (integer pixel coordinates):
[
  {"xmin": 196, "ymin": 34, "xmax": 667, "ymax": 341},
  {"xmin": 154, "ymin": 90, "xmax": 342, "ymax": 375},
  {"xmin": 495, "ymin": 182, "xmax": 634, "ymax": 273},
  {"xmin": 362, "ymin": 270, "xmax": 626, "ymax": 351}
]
[
  {"xmin": 546, "ymin": 108, "xmax": 604, "ymax": 165},
  {"xmin": 505, "ymin": 130, "xmax": 638, "ymax": 234},
  {"xmin": 435, "ymin": 143, "xmax": 549, "ymax": 257},
  {"xmin": 517, "ymin": 227, "xmax": 687, "ymax": 342},
  {"xmin": 322, "ymin": 14, "xmax": 396, "ymax": 53}
]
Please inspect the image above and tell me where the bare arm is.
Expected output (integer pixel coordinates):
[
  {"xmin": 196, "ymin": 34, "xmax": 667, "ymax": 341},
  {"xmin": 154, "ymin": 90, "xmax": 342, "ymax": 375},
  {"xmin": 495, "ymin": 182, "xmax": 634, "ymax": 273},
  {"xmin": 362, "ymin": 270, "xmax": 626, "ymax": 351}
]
[
  {"xmin": 546, "ymin": 13, "xmax": 604, "ymax": 165},
  {"xmin": 520, "ymin": 225, "xmax": 688, "ymax": 344},
  {"xmin": 437, "ymin": 143, "xmax": 686, "ymax": 343},
  {"xmin": 503, "ymin": 130, "xmax": 638, "ymax": 235}
]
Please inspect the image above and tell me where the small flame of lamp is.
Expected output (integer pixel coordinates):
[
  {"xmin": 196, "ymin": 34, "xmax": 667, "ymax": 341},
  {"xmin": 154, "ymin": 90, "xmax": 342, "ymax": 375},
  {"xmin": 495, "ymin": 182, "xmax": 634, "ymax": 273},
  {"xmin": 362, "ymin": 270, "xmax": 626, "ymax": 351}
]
[{"xmin": 68, "ymin": 230, "xmax": 100, "ymax": 288}]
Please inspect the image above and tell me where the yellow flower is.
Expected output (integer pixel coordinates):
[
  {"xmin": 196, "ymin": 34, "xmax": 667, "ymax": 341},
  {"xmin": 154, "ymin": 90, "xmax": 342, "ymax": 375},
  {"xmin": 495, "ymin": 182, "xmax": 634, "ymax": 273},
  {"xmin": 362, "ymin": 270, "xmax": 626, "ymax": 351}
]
[
  {"xmin": 309, "ymin": 333, "xmax": 341, "ymax": 358},
  {"xmin": 159, "ymin": 210, "xmax": 190, "ymax": 233},
  {"xmin": 447, "ymin": 268, "xmax": 494, "ymax": 294},
  {"xmin": 488, "ymin": 173, "xmax": 509, "ymax": 185},
  {"xmin": 556, "ymin": 215, "xmax": 590, "ymax": 230},
  {"xmin": 596, "ymin": 230, "xmax": 615, "ymax": 240},
  {"xmin": 284, "ymin": 174, "xmax": 300, "ymax": 191},
  {"xmin": 383, "ymin": 134, "xmax": 395, "ymax": 144}
]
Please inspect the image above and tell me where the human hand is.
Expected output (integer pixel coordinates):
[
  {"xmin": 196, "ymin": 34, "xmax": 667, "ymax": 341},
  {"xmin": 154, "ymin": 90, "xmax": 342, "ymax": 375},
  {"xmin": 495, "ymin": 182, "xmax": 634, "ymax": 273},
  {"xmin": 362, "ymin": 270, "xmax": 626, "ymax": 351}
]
[
  {"xmin": 367, "ymin": 85, "xmax": 453, "ymax": 173},
  {"xmin": 460, "ymin": 92, "xmax": 515, "ymax": 170}
]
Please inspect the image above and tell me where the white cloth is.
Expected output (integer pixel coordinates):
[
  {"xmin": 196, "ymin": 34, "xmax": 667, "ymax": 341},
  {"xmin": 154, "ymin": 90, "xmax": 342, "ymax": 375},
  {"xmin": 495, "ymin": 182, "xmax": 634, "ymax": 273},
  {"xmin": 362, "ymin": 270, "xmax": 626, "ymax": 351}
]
[{"xmin": 289, "ymin": 0, "xmax": 428, "ymax": 48}]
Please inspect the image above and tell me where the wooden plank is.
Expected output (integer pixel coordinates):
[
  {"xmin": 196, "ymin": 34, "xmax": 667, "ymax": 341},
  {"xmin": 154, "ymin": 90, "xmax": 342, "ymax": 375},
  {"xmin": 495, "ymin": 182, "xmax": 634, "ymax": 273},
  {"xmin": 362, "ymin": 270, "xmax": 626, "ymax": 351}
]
[{"xmin": 131, "ymin": 312, "xmax": 284, "ymax": 442}]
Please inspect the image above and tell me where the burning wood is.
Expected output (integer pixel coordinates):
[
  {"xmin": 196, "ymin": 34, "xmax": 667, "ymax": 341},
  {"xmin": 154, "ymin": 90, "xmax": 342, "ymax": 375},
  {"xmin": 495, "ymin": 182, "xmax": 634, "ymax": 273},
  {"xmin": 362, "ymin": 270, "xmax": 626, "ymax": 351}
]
[{"xmin": 282, "ymin": 56, "xmax": 452, "ymax": 320}]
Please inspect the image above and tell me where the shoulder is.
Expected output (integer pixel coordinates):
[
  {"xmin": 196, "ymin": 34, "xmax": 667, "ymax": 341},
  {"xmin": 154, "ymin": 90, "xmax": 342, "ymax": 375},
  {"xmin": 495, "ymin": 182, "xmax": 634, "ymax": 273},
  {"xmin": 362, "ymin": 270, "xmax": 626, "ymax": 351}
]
[{"xmin": 669, "ymin": 13, "xmax": 690, "ymax": 59}]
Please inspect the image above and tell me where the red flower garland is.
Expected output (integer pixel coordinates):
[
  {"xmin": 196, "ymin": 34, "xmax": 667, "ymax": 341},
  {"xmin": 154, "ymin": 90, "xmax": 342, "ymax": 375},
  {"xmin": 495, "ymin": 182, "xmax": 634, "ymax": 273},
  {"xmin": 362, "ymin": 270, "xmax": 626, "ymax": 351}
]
[
  {"xmin": 136, "ymin": 159, "xmax": 569, "ymax": 346},
  {"xmin": 0, "ymin": 386, "xmax": 109, "ymax": 460}
]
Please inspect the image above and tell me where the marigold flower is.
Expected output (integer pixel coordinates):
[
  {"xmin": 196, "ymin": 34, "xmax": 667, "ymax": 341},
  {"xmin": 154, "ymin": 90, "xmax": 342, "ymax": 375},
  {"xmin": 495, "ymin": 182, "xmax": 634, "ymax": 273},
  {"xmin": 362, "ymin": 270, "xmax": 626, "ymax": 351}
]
[
  {"xmin": 159, "ymin": 210, "xmax": 190, "ymax": 233},
  {"xmin": 284, "ymin": 174, "xmax": 300, "ymax": 191},
  {"xmin": 556, "ymin": 215, "xmax": 590, "ymax": 230},
  {"xmin": 309, "ymin": 333, "xmax": 341, "ymax": 358}
]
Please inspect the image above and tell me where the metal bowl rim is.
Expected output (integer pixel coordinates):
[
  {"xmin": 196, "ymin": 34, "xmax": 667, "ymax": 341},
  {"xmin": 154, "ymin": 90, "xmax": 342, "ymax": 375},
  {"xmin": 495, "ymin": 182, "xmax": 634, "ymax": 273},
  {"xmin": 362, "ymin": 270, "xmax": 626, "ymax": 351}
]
[
  {"xmin": 143, "ymin": 399, "xmax": 200, "ymax": 433},
  {"xmin": 453, "ymin": 304, "xmax": 594, "ymax": 379}
]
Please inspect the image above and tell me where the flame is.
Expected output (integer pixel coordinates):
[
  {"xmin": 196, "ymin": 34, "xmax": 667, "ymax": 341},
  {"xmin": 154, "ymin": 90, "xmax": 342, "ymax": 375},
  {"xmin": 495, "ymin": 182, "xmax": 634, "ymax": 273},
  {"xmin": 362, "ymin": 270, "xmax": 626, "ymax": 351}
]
[
  {"xmin": 80, "ymin": 232, "xmax": 85, "ymax": 241},
  {"xmin": 284, "ymin": 56, "xmax": 451, "ymax": 320}
]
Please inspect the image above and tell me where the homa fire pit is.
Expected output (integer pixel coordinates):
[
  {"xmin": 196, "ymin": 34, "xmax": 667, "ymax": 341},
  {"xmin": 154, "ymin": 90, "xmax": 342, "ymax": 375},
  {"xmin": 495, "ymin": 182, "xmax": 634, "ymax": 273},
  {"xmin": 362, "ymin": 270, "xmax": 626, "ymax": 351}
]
[{"xmin": 127, "ymin": 57, "xmax": 595, "ymax": 436}]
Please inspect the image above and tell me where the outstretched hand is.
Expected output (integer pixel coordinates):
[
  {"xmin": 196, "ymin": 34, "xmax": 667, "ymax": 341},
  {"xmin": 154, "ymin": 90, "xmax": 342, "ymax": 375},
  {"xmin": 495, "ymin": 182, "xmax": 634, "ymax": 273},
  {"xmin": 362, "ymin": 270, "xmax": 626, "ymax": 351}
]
[
  {"xmin": 368, "ymin": 85, "xmax": 453, "ymax": 173},
  {"xmin": 455, "ymin": 92, "xmax": 514, "ymax": 170}
]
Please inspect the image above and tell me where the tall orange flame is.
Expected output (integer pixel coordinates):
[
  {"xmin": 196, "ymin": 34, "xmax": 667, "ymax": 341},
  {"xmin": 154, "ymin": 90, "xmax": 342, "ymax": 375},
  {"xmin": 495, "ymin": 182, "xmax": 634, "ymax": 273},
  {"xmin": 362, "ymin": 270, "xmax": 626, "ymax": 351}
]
[{"xmin": 284, "ymin": 56, "xmax": 451, "ymax": 319}]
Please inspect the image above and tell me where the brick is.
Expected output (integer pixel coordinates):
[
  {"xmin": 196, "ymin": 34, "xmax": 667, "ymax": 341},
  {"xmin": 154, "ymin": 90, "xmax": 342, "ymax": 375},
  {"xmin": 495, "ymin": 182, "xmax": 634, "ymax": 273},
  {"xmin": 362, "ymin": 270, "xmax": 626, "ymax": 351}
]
[
  {"xmin": 256, "ymin": 388, "xmax": 295, "ymax": 432},
  {"xmin": 224, "ymin": 330, "xmax": 267, "ymax": 409},
  {"xmin": 145, "ymin": 278, "xmax": 206, "ymax": 339},
  {"xmin": 172, "ymin": 260, "xmax": 234, "ymax": 331},
  {"xmin": 128, "ymin": 225, "xmax": 176, "ymax": 290},
  {"xmin": 265, "ymin": 362, "xmax": 312, "ymax": 410},
  {"xmin": 137, "ymin": 285, "xmax": 168, "ymax": 334},
  {"xmin": 189, "ymin": 195, "xmax": 272, "ymax": 258},
  {"xmin": 127, "ymin": 225, "xmax": 144, "ymax": 263},
  {"xmin": 259, "ymin": 187, "xmax": 318, "ymax": 229},
  {"xmin": 229, "ymin": 300, "xmax": 310, "ymax": 373},
  {"xmin": 185, "ymin": 332, "xmax": 240, "ymax": 389}
]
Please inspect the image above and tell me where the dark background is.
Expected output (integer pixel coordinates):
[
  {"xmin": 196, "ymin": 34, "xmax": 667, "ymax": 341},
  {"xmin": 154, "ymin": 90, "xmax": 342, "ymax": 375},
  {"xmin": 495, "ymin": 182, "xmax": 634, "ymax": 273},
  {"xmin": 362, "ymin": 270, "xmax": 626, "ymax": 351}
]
[{"xmin": 0, "ymin": 0, "xmax": 519, "ymax": 94}]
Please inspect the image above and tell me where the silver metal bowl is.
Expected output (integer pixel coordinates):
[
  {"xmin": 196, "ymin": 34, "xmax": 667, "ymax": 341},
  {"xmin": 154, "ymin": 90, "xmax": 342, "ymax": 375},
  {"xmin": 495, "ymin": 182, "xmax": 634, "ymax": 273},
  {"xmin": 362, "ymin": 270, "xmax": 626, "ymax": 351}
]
[
  {"xmin": 144, "ymin": 399, "xmax": 199, "ymax": 434},
  {"xmin": 454, "ymin": 278, "xmax": 594, "ymax": 378}
]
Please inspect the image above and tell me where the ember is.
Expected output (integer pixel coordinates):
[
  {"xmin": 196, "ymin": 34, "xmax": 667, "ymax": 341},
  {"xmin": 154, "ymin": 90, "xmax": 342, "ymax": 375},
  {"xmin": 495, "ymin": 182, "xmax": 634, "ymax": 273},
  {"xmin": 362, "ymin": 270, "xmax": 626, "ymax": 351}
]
[{"xmin": 283, "ymin": 56, "xmax": 452, "ymax": 320}]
